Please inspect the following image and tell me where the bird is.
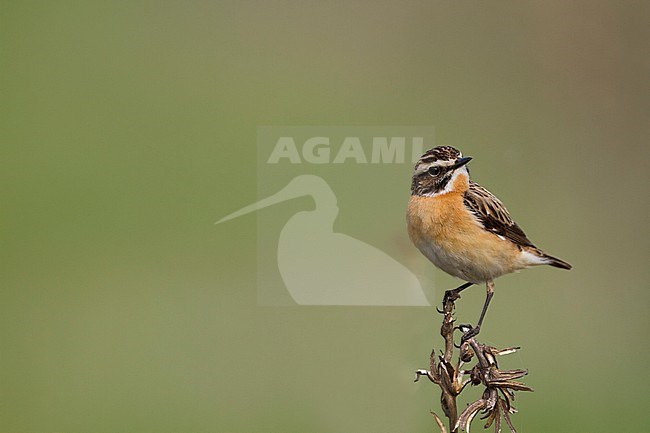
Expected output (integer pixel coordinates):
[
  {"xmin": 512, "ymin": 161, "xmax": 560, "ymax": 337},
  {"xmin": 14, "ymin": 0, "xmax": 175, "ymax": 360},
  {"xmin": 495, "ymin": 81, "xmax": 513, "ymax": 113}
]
[
  {"xmin": 217, "ymin": 174, "xmax": 429, "ymax": 306},
  {"xmin": 406, "ymin": 146, "xmax": 571, "ymax": 341}
]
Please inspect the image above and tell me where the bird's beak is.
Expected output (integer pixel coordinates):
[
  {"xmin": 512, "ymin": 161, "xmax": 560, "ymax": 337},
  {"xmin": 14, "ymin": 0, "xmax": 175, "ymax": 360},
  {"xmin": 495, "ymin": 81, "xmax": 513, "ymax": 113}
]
[
  {"xmin": 215, "ymin": 182, "xmax": 303, "ymax": 224},
  {"xmin": 452, "ymin": 156, "xmax": 472, "ymax": 169}
]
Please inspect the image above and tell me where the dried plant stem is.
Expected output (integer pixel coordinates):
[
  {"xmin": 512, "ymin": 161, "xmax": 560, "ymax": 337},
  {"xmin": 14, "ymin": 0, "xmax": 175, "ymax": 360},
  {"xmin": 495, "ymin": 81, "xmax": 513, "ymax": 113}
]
[
  {"xmin": 439, "ymin": 290, "xmax": 462, "ymax": 430},
  {"xmin": 415, "ymin": 290, "xmax": 532, "ymax": 433}
]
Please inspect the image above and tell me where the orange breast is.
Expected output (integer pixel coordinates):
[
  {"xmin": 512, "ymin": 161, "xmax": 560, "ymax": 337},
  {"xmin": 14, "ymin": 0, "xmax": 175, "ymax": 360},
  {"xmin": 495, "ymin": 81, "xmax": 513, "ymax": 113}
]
[
  {"xmin": 407, "ymin": 192, "xmax": 481, "ymax": 249},
  {"xmin": 406, "ymin": 190, "xmax": 522, "ymax": 282}
]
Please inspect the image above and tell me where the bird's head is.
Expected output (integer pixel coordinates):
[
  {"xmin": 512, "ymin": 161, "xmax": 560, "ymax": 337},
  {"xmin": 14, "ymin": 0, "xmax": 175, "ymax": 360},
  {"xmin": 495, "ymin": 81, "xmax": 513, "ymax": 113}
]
[{"xmin": 411, "ymin": 146, "xmax": 472, "ymax": 196}]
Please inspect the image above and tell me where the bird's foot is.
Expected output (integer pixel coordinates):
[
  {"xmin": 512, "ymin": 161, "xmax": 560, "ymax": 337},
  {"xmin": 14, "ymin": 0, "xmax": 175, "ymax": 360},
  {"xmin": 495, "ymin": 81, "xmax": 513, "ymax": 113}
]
[
  {"xmin": 443, "ymin": 289, "xmax": 461, "ymax": 305},
  {"xmin": 437, "ymin": 290, "xmax": 457, "ymax": 314},
  {"xmin": 458, "ymin": 324, "xmax": 481, "ymax": 344}
]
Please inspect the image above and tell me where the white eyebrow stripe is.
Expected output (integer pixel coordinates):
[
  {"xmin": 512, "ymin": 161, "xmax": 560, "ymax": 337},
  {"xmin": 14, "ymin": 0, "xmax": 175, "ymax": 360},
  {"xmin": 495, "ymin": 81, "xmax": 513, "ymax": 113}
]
[
  {"xmin": 414, "ymin": 164, "xmax": 430, "ymax": 175},
  {"xmin": 414, "ymin": 159, "xmax": 456, "ymax": 175}
]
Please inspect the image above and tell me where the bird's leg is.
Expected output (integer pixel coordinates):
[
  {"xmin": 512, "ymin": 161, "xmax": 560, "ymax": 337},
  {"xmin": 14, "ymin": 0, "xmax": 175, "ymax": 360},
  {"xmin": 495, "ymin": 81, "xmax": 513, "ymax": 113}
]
[
  {"xmin": 476, "ymin": 280, "xmax": 495, "ymax": 330},
  {"xmin": 460, "ymin": 280, "xmax": 494, "ymax": 343}
]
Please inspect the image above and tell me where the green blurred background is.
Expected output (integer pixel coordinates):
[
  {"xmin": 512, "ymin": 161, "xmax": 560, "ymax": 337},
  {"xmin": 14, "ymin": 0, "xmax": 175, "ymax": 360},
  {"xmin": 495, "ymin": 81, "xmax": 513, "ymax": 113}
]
[{"xmin": 1, "ymin": 1, "xmax": 649, "ymax": 432}]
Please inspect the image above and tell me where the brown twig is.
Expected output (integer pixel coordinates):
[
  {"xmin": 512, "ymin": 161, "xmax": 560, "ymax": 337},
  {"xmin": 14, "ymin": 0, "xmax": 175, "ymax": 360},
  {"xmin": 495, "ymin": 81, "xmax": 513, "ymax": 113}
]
[{"xmin": 415, "ymin": 292, "xmax": 532, "ymax": 433}]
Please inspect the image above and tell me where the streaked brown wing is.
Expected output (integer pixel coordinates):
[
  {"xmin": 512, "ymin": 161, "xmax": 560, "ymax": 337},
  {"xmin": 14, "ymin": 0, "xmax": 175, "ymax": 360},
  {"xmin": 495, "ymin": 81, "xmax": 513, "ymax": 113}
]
[{"xmin": 464, "ymin": 181, "xmax": 536, "ymax": 248}]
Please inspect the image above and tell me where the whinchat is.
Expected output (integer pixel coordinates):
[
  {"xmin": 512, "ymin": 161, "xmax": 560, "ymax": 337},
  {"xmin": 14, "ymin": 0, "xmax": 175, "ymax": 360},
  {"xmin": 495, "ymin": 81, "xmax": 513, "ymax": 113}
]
[{"xmin": 406, "ymin": 146, "xmax": 571, "ymax": 340}]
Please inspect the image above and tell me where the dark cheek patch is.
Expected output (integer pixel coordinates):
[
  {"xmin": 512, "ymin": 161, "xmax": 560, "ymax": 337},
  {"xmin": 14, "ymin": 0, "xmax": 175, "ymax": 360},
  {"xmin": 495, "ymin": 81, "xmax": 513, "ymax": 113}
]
[
  {"xmin": 434, "ymin": 173, "xmax": 453, "ymax": 192},
  {"xmin": 411, "ymin": 171, "xmax": 454, "ymax": 196}
]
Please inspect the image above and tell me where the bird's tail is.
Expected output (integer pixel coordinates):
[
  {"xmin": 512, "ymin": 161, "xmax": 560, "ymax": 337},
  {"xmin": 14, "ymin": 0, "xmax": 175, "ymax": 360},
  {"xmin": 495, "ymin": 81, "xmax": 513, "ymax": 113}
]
[{"xmin": 542, "ymin": 253, "xmax": 572, "ymax": 270}]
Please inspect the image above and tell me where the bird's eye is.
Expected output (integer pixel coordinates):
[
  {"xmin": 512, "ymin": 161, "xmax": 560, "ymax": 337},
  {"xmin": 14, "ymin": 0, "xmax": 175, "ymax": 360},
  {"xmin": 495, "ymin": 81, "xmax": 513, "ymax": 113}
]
[{"xmin": 427, "ymin": 166, "xmax": 441, "ymax": 176}]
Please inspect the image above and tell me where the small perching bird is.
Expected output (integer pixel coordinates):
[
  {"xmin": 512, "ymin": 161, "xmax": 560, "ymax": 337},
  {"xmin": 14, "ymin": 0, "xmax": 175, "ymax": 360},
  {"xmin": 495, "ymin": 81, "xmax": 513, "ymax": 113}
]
[{"xmin": 406, "ymin": 146, "xmax": 571, "ymax": 340}]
